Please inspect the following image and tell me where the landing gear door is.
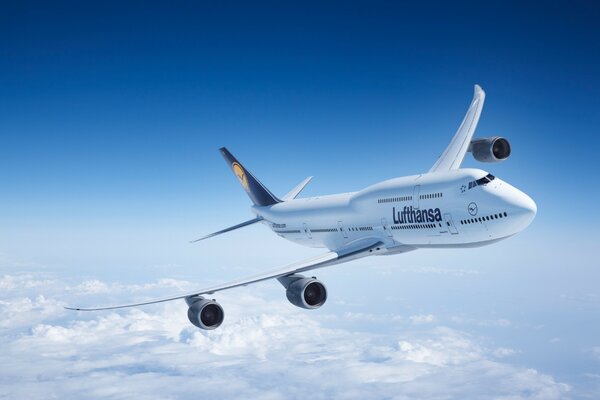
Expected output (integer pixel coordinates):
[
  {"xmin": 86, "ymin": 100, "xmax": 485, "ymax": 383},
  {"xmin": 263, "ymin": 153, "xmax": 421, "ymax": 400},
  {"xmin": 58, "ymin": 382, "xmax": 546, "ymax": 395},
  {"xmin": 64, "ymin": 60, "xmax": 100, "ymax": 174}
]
[
  {"xmin": 413, "ymin": 185, "xmax": 421, "ymax": 210},
  {"xmin": 338, "ymin": 221, "xmax": 348, "ymax": 238},
  {"xmin": 303, "ymin": 223, "xmax": 312, "ymax": 239},
  {"xmin": 381, "ymin": 218, "xmax": 393, "ymax": 237},
  {"xmin": 443, "ymin": 213, "xmax": 459, "ymax": 235}
]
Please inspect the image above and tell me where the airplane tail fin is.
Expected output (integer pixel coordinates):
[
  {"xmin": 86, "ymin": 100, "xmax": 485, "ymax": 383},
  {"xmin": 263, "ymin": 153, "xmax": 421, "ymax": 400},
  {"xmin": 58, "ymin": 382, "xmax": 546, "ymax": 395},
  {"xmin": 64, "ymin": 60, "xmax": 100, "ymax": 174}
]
[{"xmin": 220, "ymin": 147, "xmax": 281, "ymax": 207}]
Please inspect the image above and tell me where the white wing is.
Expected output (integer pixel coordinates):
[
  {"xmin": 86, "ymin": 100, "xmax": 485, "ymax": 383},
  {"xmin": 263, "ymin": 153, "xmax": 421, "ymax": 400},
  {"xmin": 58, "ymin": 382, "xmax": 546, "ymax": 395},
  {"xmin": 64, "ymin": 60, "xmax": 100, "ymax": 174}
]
[
  {"xmin": 429, "ymin": 85, "xmax": 486, "ymax": 172},
  {"xmin": 65, "ymin": 238, "xmax": 385, "ymax": 311}
]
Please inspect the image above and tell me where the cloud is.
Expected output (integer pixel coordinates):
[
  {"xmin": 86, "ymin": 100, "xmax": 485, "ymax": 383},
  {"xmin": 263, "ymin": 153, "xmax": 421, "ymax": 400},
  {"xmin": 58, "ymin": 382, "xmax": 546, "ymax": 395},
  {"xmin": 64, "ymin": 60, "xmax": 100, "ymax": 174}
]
[
  {"xmin": 0, "ymin": 295, "xmax": 65, "ymax": 329},
  {"xmin": 492, "ymin": 347, "xmax": 517, "ymax": 358},
  {"xmin": 394, "ymin": 265, "xmax": 483, "ymax": 276},
  {"xmin": 67, "ymin": 278, "xmax": 195, "ymax": 296},
  {"xmin": 0, "ymin": 273, "xmax": 57, "ymax": 290},
  {"xmin": 451, "ymin": 315, "xmax": 512, "ymax": 328},
  {"xmin": 70, "ymin": 279, "xmax": 111, "ymax": 294},
  {"xmin": 409, "ymin": 314, "xmax": 436, "ymax": 324},
  {"xmin": 0, "ymin": 273, "xmax": 571, "ymax": 400}
]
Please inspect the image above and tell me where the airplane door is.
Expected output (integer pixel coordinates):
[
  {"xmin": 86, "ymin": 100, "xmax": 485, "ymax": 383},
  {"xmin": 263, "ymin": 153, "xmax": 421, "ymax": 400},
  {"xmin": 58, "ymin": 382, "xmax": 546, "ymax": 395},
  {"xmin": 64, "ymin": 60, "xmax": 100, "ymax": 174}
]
[
  {"xmin": 413, "ymin": 185, "xmax": 421, "ymax": 209},
  {"xmin": 443, "ymin": 213, "xmax": 459, "ymax": 235},
  {"xmin": 338, "ymin": 221, "xmax": 348, "ymax": 238},
  {"xmin": 303, "ymin": 223, "xmax": 312, "ymax": 239},
  {"xmin": 381, "ymin": 218, "xmax": 393, "ymax": 237}
]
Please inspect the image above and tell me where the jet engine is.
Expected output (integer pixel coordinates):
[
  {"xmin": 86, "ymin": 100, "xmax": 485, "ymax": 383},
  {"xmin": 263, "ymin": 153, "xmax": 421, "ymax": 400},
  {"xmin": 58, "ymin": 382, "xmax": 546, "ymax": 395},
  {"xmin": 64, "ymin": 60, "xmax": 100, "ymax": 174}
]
[
  {"xmin": 278, "ymin": 274, "xmax": 327, "ymax": 309},
  {"xmin": 185, "ymin": 296, "xmax": 224, "ymax": 330},
  {"xmin": 469, "ymin": 136, "xmax": 511, "ymax": 163}
]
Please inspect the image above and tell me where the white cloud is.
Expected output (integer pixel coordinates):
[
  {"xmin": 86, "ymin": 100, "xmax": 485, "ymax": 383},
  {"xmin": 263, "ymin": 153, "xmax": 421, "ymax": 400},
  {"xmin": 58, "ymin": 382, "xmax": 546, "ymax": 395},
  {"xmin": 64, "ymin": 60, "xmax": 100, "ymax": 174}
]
[
  {"xmin": 71, "ymin": 279, "xmax": 110, "ymax": 294},
  {"xmin": 492, "ymin": 347, "xmax": 517, "ymax": 358},
  {"xmin": 0, "ymin": 295, "xmax": 65, "ymax": 329},
  {"xmin": 0, "ymin": 273, "xmax": 56, "ymax": 290},
  {"xmin": 335, "ymin": 311, "xmax": 403, "ymax": 323},
  {"xmin": 67, "ymin": 278, "xmax": 195, "ymax": 296},
  {"xmin": 409, "ymin": 314, "xmax": 436, "ymax": 324},
  {"xmin": 0, "ymin": 273, "xmax": 572, "ymax": 400},
  {"xmin": 395, "ymin": 265, "xmax": 483, "ymax": 276},
  {"xmin": 451, "ymin": 315, "xmax": 512, "ymax": 328},
  {"xmin": 397, "ymin": 327, "xmax": 480, "ymax": 366}
]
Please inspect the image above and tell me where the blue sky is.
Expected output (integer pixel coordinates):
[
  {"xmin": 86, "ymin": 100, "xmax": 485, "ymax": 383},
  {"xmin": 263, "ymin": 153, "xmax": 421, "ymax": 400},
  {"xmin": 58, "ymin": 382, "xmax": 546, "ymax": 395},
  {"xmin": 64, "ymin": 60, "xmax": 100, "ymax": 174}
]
[{"xmin": 1, "ymin": 1, "xmax": 599, "ymax": 399}]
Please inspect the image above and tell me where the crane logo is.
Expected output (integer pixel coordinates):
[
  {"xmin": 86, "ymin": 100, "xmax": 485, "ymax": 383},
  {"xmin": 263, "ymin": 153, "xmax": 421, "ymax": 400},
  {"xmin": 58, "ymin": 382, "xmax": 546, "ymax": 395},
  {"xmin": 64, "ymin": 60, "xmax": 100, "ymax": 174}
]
[
  {"xmin": 468, "ymin": 202, "xmax": 478, "ymax": 216},
  {"xmin": 232, "ymin": 162, "xmax": 249, "ymax": 191}
]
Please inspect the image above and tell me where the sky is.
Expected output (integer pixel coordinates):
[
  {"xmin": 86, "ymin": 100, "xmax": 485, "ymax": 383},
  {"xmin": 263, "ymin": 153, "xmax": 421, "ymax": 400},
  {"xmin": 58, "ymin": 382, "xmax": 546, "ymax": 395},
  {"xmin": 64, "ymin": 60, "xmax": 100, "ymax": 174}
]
[{"xmin": 1, "ymin": 1, "xmax": 599, "ymax": 399}]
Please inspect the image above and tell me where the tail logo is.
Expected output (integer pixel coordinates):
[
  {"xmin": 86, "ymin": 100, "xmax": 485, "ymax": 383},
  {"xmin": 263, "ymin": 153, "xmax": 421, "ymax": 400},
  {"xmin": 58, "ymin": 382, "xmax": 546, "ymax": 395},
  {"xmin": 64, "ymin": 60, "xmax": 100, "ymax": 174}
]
[{"xmin": 232, "ymin": 162, "xmax": 250, "ymax": 191}]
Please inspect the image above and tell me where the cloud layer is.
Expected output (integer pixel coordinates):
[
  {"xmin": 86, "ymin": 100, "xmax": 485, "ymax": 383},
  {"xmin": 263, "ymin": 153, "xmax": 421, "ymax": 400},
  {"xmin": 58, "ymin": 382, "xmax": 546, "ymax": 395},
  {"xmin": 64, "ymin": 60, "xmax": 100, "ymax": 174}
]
[{"xmin": 0, "ymin": 272, "xmax": 570, "ymax": 400}]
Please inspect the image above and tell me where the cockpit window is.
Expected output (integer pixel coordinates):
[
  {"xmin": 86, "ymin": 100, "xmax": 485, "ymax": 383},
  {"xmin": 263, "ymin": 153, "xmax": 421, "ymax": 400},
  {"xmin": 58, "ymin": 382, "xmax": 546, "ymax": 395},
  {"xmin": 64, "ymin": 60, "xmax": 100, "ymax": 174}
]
[
  {"xmin": 475, "ymin": 173, "xmax": 495, "ymax": 186},
  {"xmin": 468, "ymin": 174, "xmax": 496, "ymax": 190}
]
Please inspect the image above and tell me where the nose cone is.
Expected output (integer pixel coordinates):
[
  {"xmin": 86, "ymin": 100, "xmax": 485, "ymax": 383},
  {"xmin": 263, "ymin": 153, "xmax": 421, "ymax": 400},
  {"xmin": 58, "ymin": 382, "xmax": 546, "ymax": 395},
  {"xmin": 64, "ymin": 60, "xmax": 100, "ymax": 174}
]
[
  {"xmin": 516, "ymin": 191, "xmax": 537, "ymax": 227},
  {"xmin": 519, "ymin": 192, "xmax": 537, "ymax": 217},
  {"xmin": 501, "ymin": 185, "xmax": 537, "ymax": 232}
]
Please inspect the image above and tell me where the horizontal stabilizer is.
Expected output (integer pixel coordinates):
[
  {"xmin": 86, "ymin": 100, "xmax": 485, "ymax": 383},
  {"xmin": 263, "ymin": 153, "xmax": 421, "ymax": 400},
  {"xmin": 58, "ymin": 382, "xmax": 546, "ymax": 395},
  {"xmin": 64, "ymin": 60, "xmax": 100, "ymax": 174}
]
[
  {"xmin": 190, "ymin": 217, "xmax": 263, "ymax": 243},
  {"xmin": 283, "ymin": 176, "xmax": 313, "ymax": 200}
]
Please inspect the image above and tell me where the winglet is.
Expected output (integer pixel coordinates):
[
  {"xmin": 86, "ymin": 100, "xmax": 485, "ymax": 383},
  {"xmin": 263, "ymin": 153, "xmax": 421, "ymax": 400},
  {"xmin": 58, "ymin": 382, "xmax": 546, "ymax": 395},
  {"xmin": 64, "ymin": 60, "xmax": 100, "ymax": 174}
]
[
  {"xmin": 429, "ymin": 85, "xmax": 486, "ymax": 172},
  {"xmin": 220, "ymin": 147, "xmax": 281, "ymax": 206}
]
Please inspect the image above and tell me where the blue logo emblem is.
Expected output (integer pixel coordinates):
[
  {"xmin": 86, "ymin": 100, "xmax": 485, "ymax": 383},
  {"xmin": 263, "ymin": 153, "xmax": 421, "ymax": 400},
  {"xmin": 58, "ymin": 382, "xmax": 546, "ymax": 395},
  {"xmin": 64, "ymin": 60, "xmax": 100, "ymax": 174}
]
[{"xmin": 468, "ymin": 202, "xmax": 478, "ymax": 216}]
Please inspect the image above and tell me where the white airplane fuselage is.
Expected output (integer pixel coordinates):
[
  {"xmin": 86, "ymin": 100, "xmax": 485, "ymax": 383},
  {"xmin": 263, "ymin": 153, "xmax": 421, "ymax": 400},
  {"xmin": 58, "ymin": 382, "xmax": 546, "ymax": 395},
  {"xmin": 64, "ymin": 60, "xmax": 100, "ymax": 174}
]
[{"xmin": 255, "ymin": 168, "xmax": 536, "ymax": 253}]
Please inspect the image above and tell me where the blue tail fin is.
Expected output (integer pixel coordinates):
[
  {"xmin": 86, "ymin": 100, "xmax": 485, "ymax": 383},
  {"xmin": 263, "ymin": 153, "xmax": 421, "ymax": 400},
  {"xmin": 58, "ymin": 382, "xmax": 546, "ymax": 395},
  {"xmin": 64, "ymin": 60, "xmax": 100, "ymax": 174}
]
[{"xmin": 220, "ymin": 147, "xmax": 281, "ymax": 207}]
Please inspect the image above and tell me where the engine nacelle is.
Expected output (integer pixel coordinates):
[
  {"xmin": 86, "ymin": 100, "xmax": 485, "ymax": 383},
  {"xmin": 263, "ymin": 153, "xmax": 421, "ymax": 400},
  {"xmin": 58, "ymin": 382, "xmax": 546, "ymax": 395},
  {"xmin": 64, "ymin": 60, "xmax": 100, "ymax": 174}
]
[
  {"xmin": 469, "ymin": 136, "xmax": 511, "ymax": 163},
  {"xmin": 278, "ymin": 274, "xmax": 327, "ymax": 309},
  {"xmin": 185, "ymin": 296, "xmax": 224, "ymax": 330}
]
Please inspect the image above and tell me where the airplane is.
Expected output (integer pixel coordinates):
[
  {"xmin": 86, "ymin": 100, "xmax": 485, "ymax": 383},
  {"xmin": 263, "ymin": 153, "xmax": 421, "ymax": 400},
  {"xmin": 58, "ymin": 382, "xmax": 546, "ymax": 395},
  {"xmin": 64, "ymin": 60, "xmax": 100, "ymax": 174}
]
[{"xmin": 66, "ymin": 85, "xmax": 537, "ymax": 330}]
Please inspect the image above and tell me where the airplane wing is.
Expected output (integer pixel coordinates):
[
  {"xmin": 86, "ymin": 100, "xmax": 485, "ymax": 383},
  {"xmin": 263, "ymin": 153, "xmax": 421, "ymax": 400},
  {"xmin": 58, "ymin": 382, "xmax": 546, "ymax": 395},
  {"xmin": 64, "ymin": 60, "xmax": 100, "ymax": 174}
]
[
  {"xmin": 429, "ymin": 85, "xmax": 486, "ymax": 172},
  {"xmin": 65, "ymin": 237, "xmax": 384, "ymax": 311}
]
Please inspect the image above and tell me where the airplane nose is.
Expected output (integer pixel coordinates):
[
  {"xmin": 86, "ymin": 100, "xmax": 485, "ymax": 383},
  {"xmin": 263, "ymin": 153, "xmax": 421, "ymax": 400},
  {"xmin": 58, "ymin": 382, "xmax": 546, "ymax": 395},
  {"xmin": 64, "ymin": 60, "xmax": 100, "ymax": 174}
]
[
  {"xmin": 511, "ymin": 190, "xmax": 537, "ymax": 229},
  {"xmin": 495, "ymin": 182, "xmax": 537, "ymax": 231},
  {"xmin": 520, "ymin": 192, "xmax": 537, "ymax": 217}
]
